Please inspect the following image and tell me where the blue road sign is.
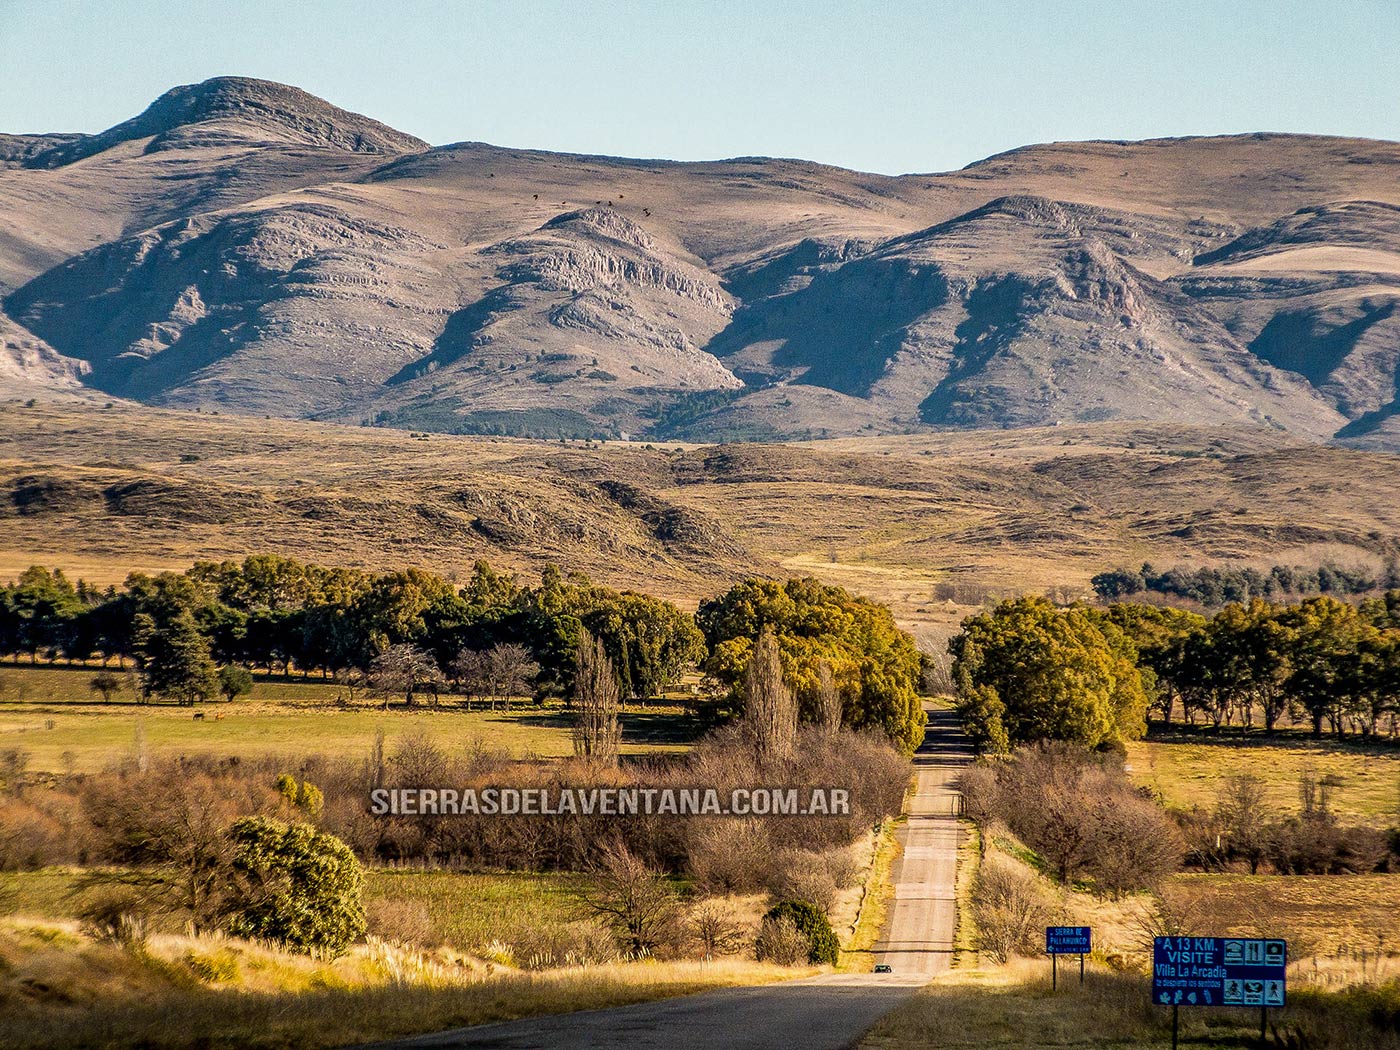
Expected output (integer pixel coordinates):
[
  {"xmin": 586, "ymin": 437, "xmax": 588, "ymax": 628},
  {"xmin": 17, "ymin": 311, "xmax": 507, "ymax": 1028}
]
[
  {"xmin": 1152, "ymin": 937, "xmax": 1286, "ymax": 1008},
  {"xmin": 1046, "ymin": 926, "xmax": 1091, "ymax": 954}
]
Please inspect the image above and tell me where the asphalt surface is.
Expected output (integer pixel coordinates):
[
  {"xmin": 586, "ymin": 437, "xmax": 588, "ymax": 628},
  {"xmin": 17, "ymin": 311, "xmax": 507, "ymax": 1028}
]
[
  {"xmin": 360, "ymin": 711, "xmax": 969, "ymax": 1050},
  {"xmin": 874, "ymin": 707, "xmax": 973, "ymax": 976}
]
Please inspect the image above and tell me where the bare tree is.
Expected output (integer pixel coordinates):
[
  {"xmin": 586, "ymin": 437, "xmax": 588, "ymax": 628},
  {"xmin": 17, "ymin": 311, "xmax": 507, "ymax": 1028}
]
[
  {"xmin": 1216, "ymin": 773, "xmax": 1269, "ymax": 873},
  {"xmin": 812, "ymin": 659, "xmax": 842, "ymax": 736},
  {"xmin": 450, "ymin": 648, "xmax": 490, "ymax": 709},
  {"xmin": 368, "ymin": 644, "xmax": 440, "ymax": 708},
  {"xmin": 742, "ymin": 627, "xmax": 797, "ymax": 760},
  {"xmin": 687, "ymin": 900, "xmax": 746, "ymax": 959},
  {"xmin": 488, "ymin": 643, "xmax": 539, "ymax": 710},
  {"xmin": 581, "ymin": 841, "xmax": 680, "ymax": 955},
  {"xmin": 573, "ymin": 631, "xmax": 621, "ymax": 763}
]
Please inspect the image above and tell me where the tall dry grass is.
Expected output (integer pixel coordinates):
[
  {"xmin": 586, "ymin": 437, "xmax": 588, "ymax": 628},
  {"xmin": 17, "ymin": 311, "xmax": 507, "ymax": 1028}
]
[{"xmin": 0, "ymin": 917, "xmax": 807, "ymax": 1050}]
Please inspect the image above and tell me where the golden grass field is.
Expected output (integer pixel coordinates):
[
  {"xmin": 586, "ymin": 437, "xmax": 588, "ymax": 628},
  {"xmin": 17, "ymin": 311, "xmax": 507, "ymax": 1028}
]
[
  {"xmin": 0, "ymin": 665, "xmax": 695, "ymax": 773},
  {"xmin": 1127, "ymin": 733, "xmax": 1400, "ymax": 827}
]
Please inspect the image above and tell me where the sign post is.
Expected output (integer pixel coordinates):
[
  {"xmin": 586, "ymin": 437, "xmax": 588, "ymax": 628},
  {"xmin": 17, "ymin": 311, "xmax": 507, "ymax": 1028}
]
[
  {"xmin": 1152, "ymin": 936, "xmax": 1287, "ymax": 1047},
  {"xmin": 1045, "ymin": 927, "xmax": 1091, "ymax": 990}
]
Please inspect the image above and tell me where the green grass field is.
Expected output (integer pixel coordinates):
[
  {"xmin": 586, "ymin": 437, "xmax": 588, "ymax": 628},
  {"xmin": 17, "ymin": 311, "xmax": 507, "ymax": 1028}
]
[
  {"xmin": 1127, "ymin": 730, "xmax": 1400, "ymax": 827},
  {"xmin": 0, "ymin": 867, "xmax": 599, "ymax": 956},
  {"xmin": 0, "ymin": 664, "xmax": 697, "ymax": 772}
]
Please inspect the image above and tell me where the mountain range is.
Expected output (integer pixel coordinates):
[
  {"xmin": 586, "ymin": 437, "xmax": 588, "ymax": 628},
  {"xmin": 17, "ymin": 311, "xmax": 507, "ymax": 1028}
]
[{"xmin": 4, "ymin": 76, "xmax": 1400, "ymax": 448}]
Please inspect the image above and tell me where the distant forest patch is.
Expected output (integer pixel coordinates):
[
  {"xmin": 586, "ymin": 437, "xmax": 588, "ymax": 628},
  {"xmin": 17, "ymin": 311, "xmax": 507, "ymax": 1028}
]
[{"xmin": 1092, "ymin": 561, "xmax": 1400, "ymax": 607}]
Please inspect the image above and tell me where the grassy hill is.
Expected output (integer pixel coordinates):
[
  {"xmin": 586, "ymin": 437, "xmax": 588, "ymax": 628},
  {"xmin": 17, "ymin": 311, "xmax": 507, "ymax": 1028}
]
[{"xmin": 5, "ymin": 403, "xmax": 1400, "ymax": 650}]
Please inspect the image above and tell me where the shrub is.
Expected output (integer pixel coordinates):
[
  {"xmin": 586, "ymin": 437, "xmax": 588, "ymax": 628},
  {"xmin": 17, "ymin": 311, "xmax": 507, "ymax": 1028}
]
[
  {"xmin": 962, "ymin": 744, "xmax": 1183, "ymax": 892},
  {"xmin": 365, "ymin": 898, "xmax": 435, "ymax": 948},
  {"xmin": 971, "ymin": 855, "xmax": 1052, "ymax": 963},
  {"xmin": 225, "ymin": 816, "xmax": 366, "ymax": 958},
  {"xmin": 79, "ymin": 891, "xmax": 151, "ymax": 949},
  {"xmin": 763, "ymin": 900, "xmax": 839, "ymax": 965},
  {"xmin": 754, "ymin": 915, "xmax": 809, "ymax": 965},
  {"xmin": 687, "ymin": 900, "xmax": 746, "ymax": 959}
]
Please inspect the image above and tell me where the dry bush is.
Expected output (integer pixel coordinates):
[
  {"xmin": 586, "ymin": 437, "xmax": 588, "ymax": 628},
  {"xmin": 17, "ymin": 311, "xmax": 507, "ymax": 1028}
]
[
  {"xmin": 366, "ymin": 899, "xmax": 436, "ymax": 949},
  {"xmin": 686, "ymin": 818, "xmax": 774, "ymax": 893},
  {"xmin": 754, "ymin": 915, "xmax": 809, "ymax": 965},
  {"xmin": 972, "ymin": 855, "xmax": 1053, "ymax": 963},
  {"xmin": 968, "ymin": 743, "xmax": 1183, "ymax": 894},
  {"xmin": 510, "ymin": 922, "xmax": 618, "ymax": 970},
  {"xmin": 1088, "ymin": 793, "xmax": 1185, "ymax": 896},
  {"xmin": 581, "ymin": 842, "xmax": 683, "ymax": 957},
  {"xmin": 79, "ymin": 891, "xmax": 151, "ymax": 949},
  {"xmin": 687, "ymin": 900, "xmax": 747, "ymax": 960},
  {"xmin": 766, "ymin": 847, "xmax": 860, "ymax": 914}
]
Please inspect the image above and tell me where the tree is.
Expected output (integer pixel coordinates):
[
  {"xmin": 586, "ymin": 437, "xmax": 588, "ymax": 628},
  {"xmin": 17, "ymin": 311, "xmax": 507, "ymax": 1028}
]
[
  {"xmin": 762, "ymin": 900, "xmax": 839, "ymax": 965},
  {"xmin": 5, "ymin": 566, "xmax": 84, "ymax": 663},
  {"xmin": 1100, "ymin": 604, "xmax": 1205, "ymax": 727},
  {"xmin": 573, "ymin": 630, "xmax": 621, "ymax": 763},
  {"xmin": 949, "ymin": 596, "xmax": 1149, "ymax": 750},
  {"xmin": 812, "ymin": 659, "xmax": 842, "ymax": 736},
  {"xmin": 486, "ymin": 642, "xmax": 539, "ymax": 710},
  {"xmin": 741, "ymin": 627, "xmax": 797, "ymax": 760},
  {"xmin": 367, "ymin": 644, "xmax": 439, "ymax": 707},
  {"xmin": 581, "ymin": 842, "xmax": 680, "ymax": 955},
  {"xmin": 1282, "ymin": 597, "xmax": 1371, "ymax": 737},
  {"xmin": 218, "ymin": 664, "xmax": 254, "ymax": 702},
  {"xmin": 89, "ymin": 670, "xmax": 123, "ymax": 703},
  {"xmin": 450, "ymin": 647, "xmax": 491, "ymax": 708},
  {"xmin": 136, "ymin": 610, "xmax": 218, "ymax": 704},
  {"xmin": 1215, "ymin": 774, "xmax": 1268, "ymax": 874},
  {"xmin": 698, "ymin": 577, "xmax": 925, "ymax": 754},
  {"xmin": 225, "ymin": 817, "xmax": 366, "ymax": 958},
  {"xmin": 688, "ymin": 900, "xmax": 745, "ymax": 959}
]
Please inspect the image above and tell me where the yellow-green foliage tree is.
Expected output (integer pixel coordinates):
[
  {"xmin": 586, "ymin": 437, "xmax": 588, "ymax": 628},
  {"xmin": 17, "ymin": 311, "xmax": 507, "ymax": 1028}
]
[
  {"xmin": 950, "ymin": 596, "xmax": 1149, "ymax": 752},
  {"xmin": 697, "ymin": 578, "xmax": 926, "ymax": 754}
]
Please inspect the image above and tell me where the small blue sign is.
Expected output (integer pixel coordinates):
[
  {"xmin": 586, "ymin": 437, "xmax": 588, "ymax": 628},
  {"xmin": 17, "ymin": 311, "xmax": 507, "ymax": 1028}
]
[
  {"xmin": 1152, "ymin": 937, "xmax": 1286, "ymax": 1008},
  {"xmin": 1046, "ymin": 926, "xmax": 1091, "ymax": 954}
]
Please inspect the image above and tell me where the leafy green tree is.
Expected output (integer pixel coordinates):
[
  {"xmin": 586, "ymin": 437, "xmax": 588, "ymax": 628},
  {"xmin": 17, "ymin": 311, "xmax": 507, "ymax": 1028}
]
[
  {"xmin": 698, "ymin": 578, "xmax": 925, "ymax": 754},
  {"xmin": 762, "ymin": 900, "xmax": 839, "ymax": 965},
  {"xmin": 136, "ymin": 610, "xmax": 219, "ymax": 705},
  {"xmin": 1099, "ymin": 604, "xmax": 1205, "ymax": 727},
  {"xmin": 218, "ymin": 664, "xmax": 254, "ymax": 702},
  {"xmin": 5, "ymin": 566, "xmax": 84, "ymax": 662},
  {"xmin": 225, "ymin": 817, "xmax": 365, "ymax": 957},
  {"xmin": 1281, "ymin": 597, "xmax": 1372, "ymax": 737},
  {"xmin": 950, "ymin": 596, "xmax": 1149, "ymax": 751}
]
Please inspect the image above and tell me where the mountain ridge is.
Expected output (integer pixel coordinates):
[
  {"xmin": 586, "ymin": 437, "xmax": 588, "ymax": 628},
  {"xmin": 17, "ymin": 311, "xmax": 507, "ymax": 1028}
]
[{"xmin": 3, "ymin": 78, "xmax": 1400, "ymax": 448}]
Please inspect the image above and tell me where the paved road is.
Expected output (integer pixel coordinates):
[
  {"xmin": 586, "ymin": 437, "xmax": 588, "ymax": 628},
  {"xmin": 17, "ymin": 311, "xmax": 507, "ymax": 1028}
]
[
  {"xmin": 874, "ymin": 708, "xmax": 972, "ymax": 976},
  {"xmin": 360, "ymin": 711, "xmax": 968, "ymax": 1050}
]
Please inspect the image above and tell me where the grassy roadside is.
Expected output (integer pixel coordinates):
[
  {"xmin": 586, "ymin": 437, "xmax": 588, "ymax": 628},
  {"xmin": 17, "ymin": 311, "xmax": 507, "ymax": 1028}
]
[
  {"xmin": 838, "ymin": 815, "xmax": 905, "ymax": 972},
  {"xmin": 951, "ymin": 822, "xmax": 980, "ymax": 967},
  {"xmin": 0, "ymin": 917, "xmax": 808, "ymax": 1050},
  {"xmin": 861, "ymin": 959, "xmax": 1400, "ymax": 1050}
]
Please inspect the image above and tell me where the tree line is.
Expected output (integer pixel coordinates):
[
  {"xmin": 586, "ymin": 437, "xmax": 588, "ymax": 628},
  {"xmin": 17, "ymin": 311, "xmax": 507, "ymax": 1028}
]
[
  {"xmin": 951, "ymin": 592, "xmax": 1400, "ymax": 749},
  {"xmin": 1091, "ymin": 560, "xmax": 1399, "ymax": 607},
  {"xmin": 0, "ymin": 558, "xmax": 927, "ymax": 752}
]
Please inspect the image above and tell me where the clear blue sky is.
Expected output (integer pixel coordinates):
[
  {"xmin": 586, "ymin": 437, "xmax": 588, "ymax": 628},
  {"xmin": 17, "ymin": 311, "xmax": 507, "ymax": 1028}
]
[{"xmin": 2, "ymin": 0, "xmax": 1396, "ymax": 175}]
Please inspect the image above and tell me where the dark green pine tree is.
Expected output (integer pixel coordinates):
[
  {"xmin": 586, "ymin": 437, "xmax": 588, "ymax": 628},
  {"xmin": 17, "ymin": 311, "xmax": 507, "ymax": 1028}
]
[{"xmin": 138, "ymin": 609, "xmax": 219, "ymax": 705}]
